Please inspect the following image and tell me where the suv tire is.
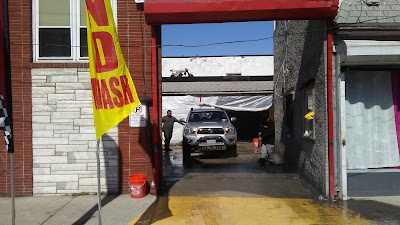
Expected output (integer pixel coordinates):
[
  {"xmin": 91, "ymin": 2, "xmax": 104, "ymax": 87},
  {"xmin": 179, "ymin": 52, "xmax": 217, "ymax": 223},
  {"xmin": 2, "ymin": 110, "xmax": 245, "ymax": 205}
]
[{"xmin": 229, "ymin": 145, "xmax": 238, "ymax": 157}]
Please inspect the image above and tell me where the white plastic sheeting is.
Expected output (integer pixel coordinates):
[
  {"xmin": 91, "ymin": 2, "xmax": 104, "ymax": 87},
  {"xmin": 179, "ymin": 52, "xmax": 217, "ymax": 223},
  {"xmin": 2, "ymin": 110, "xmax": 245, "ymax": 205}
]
[
  {"xmin": 162, "ymin": 96, "xmax": 199, "ymax": 145},
  {"xmin": 198, "ymin": 95, "xmax": 273, "ymax": 112},
  {"xmin": 346, "ymin": 71, "xmax": 400, "ymax": 169},
  {"xmin": 162, "ymin": 95, "xmax": 273, "ymax": 144}
]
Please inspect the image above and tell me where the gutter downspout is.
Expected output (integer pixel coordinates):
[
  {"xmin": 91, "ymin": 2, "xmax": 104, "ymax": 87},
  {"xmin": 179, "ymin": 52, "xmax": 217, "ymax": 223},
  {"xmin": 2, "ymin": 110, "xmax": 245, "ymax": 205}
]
[
  {"xmin": 327, "ymin": 22, "xmax": 337, "ymax": 200},
  {"xmin": 151, "ymin": 26, "xmax": 160, "ymax": 193}
]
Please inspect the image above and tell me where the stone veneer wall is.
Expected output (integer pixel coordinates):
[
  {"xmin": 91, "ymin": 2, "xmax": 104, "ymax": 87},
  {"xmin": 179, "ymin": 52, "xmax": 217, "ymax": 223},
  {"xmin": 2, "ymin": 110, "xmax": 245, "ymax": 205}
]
[
  {"xmin": 274, "ymin": 20, "xmax": 328, "ymax": 195},
  {"xmin": 32, "ymin": 68, "xmax": 119, "ymax": 195}
]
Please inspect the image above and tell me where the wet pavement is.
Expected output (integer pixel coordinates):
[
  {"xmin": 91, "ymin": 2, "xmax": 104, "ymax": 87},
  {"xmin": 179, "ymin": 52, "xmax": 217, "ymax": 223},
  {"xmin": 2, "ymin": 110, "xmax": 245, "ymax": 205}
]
[{"xmin": 133, "ymin": 142, "xmax": 400, "ymax": 225}]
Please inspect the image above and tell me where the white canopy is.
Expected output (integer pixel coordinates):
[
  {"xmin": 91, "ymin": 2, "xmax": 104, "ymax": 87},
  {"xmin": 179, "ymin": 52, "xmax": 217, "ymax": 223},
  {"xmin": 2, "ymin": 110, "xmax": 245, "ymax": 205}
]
[{"xmin": 198, "ymin": 95, "xmax": 273, "ymax": 112}]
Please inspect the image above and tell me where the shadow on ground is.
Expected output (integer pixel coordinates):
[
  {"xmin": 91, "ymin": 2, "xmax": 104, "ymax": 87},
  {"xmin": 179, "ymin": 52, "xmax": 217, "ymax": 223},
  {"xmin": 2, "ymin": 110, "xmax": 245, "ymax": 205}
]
[
  {"xmin": 345, "ymin": 200, "xmax": 400, "ymax": 224},
  {"xmin": 72, "ymin": 195, "xmax": 120, "ymax": 225},
  {"xmin": 72, "ymin": 134, "xmax": 121, "ymax": 225}
]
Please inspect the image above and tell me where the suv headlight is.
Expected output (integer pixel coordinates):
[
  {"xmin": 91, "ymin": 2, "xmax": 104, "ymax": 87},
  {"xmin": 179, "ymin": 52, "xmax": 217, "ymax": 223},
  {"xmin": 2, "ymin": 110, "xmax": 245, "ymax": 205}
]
[
  {"xmin": 185, "ymin": 127, "xmax": 198, "ymax": 134},
  {"xmin": 224, "ymin": 127, "xmax": 235, "ymax": 134}
]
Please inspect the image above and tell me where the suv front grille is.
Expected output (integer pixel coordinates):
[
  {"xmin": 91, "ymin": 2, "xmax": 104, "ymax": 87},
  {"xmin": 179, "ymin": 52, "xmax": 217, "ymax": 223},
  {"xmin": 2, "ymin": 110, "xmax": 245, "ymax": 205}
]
[{"xmin": 197, "ymin": 128, "xmax": 224, "ymax": 134}]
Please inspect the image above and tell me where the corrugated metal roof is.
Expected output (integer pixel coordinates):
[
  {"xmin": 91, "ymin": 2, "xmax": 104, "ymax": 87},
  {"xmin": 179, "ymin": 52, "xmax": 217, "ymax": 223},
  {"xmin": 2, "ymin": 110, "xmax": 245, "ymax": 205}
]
[{"xmin": 335, "ymin": 0, "xmax": 400, "ymax": 24}]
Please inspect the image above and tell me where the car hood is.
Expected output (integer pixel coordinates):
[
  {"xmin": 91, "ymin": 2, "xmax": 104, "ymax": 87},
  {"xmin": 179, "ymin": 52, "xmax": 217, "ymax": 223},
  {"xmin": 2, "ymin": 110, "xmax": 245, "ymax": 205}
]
[{"xmin": 186, "ymin": 121, "xmax": 233, "ymax": 128}]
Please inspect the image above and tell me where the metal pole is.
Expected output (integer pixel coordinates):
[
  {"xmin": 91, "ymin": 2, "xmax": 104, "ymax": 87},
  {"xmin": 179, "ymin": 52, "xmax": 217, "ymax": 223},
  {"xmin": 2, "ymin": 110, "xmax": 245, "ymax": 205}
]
[
  {"xmin": 10, "ymin": 152, "xmax": 15, "ymax": 225},
  {"xmin": 96, "ymin": 139, "xmax": 102, "ymax": 225}
]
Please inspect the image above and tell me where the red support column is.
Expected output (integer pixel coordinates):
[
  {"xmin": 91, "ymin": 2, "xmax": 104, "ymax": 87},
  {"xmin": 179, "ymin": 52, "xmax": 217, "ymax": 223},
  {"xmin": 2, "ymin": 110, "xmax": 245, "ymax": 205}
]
[
  {"xmin": 327, "ymin": 22, "xmax": 336, "ymax": 200},
  {"xmin": 151, "ymin": 26, "xmax": 160, "ymax": 193}
]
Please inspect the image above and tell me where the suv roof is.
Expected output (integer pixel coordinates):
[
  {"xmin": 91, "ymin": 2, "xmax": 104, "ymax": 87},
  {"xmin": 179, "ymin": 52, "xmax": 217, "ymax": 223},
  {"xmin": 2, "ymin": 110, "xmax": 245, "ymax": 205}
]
[{"xmin": 191, "ymin": 108, "xmax": 224, "ymax": 112}]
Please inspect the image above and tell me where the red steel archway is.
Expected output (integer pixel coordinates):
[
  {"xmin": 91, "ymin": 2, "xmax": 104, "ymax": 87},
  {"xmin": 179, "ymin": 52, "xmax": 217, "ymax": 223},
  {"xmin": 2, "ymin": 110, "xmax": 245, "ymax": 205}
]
[
  {"xmin": 146, "ymin": 0, "xmax": 339, "ymax": 198},
  {"xmin": 144, "ymin": 0, "xmax": 338, "ymax": 24}
]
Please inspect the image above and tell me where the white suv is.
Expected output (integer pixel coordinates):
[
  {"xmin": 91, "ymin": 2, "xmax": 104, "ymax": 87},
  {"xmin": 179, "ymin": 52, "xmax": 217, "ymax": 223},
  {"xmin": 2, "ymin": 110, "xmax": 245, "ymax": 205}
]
[{"xmin": 181, "ymin": 108, "xmax": 237, "ymax": 166}]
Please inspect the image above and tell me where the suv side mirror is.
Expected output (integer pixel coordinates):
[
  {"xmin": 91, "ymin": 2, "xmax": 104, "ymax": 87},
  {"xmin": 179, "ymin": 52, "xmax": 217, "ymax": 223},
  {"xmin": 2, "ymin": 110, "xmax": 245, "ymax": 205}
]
[
  {"xmin": 230, "ymin": 117, "xmax": 237, "ymax": 122},
  {"xmin": 180, "ymin": 118, "xmax": 186, "ymax": 123}
]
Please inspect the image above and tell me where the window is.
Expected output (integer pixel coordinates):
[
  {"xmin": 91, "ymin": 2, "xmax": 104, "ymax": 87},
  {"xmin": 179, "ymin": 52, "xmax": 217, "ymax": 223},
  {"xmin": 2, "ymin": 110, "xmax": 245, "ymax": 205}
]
[
  {"xmin": 188, "ymin": 111, "xmax": 228, "ymax": 122},
  {"xmin": 33, "ymin": 0, "xmax": 116, "ymax": 61},
  {"xmin": 303, "ymin": 88, "xmax": 315, "ymax": 139}
]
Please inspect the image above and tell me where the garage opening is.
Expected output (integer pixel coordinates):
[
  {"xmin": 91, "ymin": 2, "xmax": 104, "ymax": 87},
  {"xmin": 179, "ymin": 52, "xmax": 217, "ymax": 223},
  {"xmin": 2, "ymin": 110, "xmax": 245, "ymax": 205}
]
[
  {"xmin": 226, "ymin": 110, "xmax": 269, "ymax": 141},
  {"xmin": 158, "ymin": 21, "xmax": 279, "ymax": 197},
  {"xmin": 144, "ymin": 0, "xmax": 339, "ymax": 202},
  {"xmin": 160, "ymin": 20, "xmax": 275, "ymax": 153}
]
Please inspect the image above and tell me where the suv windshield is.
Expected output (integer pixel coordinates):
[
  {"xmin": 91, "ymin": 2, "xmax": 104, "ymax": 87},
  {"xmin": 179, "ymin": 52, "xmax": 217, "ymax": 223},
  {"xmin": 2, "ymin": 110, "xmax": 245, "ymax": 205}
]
[{"xmin": 188, "ymin": 111, "xmax": 228, "ymax": 122}]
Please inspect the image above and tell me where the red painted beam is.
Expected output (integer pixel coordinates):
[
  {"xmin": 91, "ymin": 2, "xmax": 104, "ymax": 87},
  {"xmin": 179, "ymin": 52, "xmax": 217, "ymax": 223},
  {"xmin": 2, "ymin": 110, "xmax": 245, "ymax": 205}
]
[
  {"xmin": 144, "ymin": 0, "xmax": 339, "ymax": 25},
  {"xmin": 327, "ymin": 22, "xmax": 337, "ymax": 200},
  {"xmin": 151, "ymin": 26, "xmax": 160, "ymax": 194}
]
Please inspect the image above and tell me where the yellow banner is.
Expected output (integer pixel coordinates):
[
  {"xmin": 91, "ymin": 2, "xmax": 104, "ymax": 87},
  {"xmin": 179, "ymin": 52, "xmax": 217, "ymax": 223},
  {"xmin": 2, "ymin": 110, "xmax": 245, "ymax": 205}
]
[{"xmin": 86, "ymin": 0, "xmax": 140, "ymax": 140}]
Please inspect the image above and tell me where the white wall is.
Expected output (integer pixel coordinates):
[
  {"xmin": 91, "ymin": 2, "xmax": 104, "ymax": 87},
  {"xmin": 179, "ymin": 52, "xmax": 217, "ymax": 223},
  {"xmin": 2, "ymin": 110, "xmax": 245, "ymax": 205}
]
[
  {"xmin": 32, "ymin": 68, "xmax": 119, "ymax": 195},
  {"xmin": 345, "ymin": 40, "xmax": 400, "ymax": 56},
  {"xmin": 162, "ymin": 55, "xmax": 274, "ymax": 77},
  {"xmin": 162, "ymin": 96, "xmax": 201, "ymax": 145}
]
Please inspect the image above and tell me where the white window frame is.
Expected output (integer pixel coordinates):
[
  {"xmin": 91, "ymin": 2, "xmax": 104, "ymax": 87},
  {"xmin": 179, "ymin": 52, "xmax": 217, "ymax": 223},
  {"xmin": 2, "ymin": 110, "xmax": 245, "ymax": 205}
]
[
  {"xmin": 33, "ymin": 0, "xmax": 117, "ymax": 62},
  {"xmin": 303, "ymin": 88, "xmax": 315, "ymax": 139}
]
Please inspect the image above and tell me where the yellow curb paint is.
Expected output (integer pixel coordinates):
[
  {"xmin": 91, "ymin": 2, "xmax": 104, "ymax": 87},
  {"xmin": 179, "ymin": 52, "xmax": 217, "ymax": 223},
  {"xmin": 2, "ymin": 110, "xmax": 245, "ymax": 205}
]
[
  {"xmin": 131, "ymin": 196, "xmax": 372, "ymax": 225},
  {"xmin": 129, "ymin": 210, "xmax": 145, "ymax": 225},
  {"xmin": 128, "ymin": 206, "xmax": 152, "ymax": 225}
]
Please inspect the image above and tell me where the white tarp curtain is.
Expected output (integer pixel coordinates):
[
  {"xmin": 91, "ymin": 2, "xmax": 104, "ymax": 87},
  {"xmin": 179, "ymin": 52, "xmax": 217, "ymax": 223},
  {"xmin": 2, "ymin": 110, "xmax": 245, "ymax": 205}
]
[
  {"xmin": 162, "ymin": 96, "xmax": 198, "ymax": 145},
  {"xmin": 162, "ymin": 95, "xmax": 273, "ymax": 144},
  {"xmin": 346, "ymin": 71, "xmax": 400, "ymax": 169},
  {"xmin": 198, "ymin": 95, "xmax": 273, "ymax": 112}
]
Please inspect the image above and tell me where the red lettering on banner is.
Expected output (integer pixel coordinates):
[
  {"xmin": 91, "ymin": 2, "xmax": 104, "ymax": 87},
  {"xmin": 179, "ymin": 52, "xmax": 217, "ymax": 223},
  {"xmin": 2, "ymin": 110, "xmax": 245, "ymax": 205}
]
[
  {"xmin": 85, "ymin": 0, "xmax": 109, "ymax": 26},
  {"xmin": 109, "ymin": 77, "xmax": 124, "ymax": 108},
  {"xmin": 91, "ymin": 78, "xmax": 103, "ymax": 109},
  {"xmin": 92, "ymin": 31, "xmax": 118, "ymax": 73},
  {"xmin": 100, "ymin": 79, "xmax": 114, "ymax": 109},
  {"xmin": 120, "ymin": 75, "xmax": 135, "ymax": 104},
  {"xmin": 90, "ymin": 75, "xmax": 135, "ymax": 110}
]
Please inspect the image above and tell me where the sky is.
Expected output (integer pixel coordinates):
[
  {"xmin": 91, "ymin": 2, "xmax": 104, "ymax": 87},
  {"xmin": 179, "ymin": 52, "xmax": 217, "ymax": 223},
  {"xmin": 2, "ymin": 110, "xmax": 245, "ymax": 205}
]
[{"xmin": 161, "ymin": 21, "xmax": 274, "ymax": 57}]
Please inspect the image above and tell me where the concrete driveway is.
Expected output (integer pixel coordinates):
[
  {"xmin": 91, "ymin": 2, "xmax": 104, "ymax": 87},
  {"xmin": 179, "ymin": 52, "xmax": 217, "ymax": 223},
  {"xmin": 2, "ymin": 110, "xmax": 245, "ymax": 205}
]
[{"xmin": 132, "ymin": 142, "xmax": 379, "ymax": 225}]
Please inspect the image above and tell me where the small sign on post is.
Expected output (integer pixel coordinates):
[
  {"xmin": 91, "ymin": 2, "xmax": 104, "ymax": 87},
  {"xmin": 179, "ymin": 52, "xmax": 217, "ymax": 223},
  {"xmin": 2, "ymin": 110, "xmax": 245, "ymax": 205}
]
[{"xmin": 129, "ymin": 104, "xmax": 147, "ymax": 127}]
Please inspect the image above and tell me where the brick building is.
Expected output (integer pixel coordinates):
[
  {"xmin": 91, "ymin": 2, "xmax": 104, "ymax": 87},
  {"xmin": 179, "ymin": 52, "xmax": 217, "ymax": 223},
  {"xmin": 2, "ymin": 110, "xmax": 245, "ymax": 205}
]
[
  {"xmin": 0, "ymin": 0, "xmax": 341, "ymax": 197},
  {"xmin": 1, "ymin": 0, "xmax": 159, "ymax": 196}
]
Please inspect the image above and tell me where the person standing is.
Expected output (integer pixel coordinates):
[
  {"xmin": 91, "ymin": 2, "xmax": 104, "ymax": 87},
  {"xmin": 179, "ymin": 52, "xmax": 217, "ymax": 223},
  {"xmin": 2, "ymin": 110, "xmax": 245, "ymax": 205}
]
[{"xmin": 162, "ymin": 110, "xmax": 184, "ymax": 151}]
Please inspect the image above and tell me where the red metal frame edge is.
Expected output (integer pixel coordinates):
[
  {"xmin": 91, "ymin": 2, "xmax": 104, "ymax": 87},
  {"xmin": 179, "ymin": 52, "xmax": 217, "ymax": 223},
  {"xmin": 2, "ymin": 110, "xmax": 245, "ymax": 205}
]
[
  {"xmin": 144, "ymin": 0, "xmax": 339, "ymax": 25},
  {"xmin": 327, "ymin": 21, "xmax": 336, "ymax": 200}
]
